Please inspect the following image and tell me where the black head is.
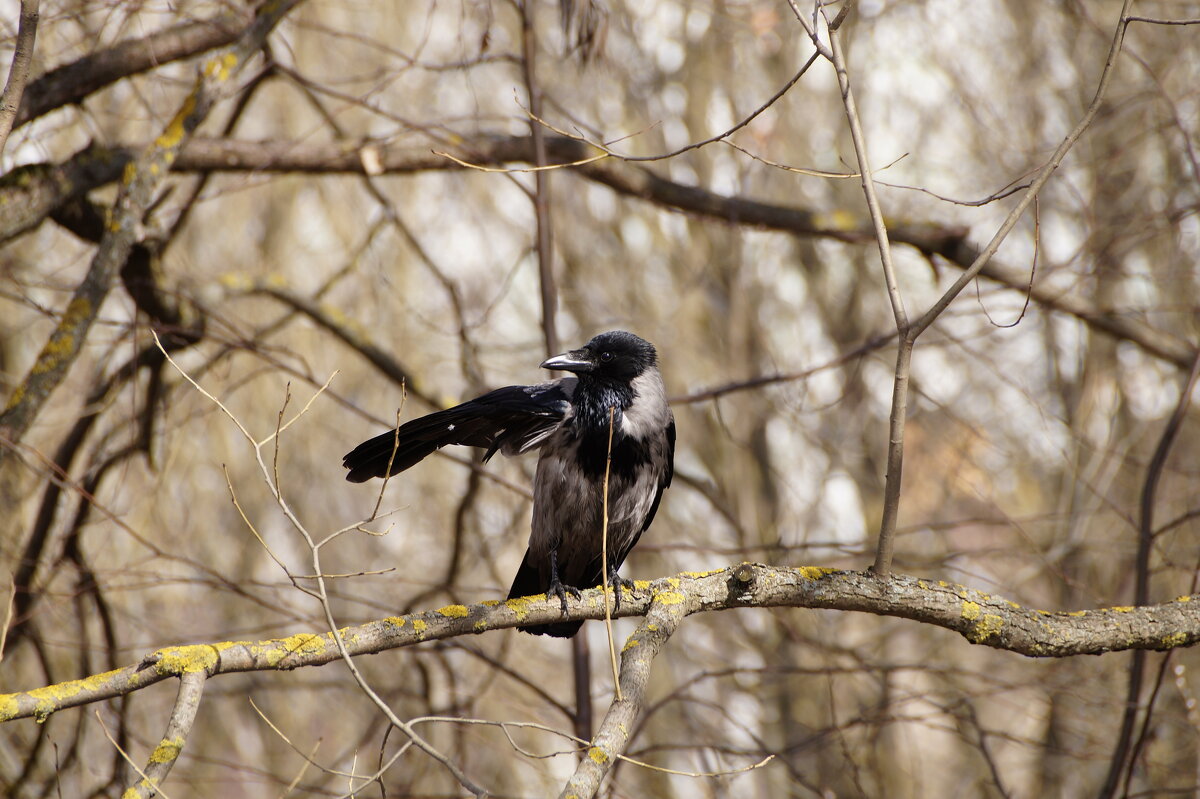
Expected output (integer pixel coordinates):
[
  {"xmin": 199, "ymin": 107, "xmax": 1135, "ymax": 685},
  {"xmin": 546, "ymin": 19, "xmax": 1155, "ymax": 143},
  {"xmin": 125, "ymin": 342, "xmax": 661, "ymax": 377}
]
[{"xmin": 541, "ymin": 331, "xmax": 658, "ymax": 382}]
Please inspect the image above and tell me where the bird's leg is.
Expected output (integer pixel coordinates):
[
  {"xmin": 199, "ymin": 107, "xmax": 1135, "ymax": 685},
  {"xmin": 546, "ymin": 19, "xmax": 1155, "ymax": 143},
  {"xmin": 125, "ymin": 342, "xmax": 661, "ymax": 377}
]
[
  {"xmin": 607, "ymin": 564, "xmax": 636, "ymax": 611},
  {"xmin": 546, "ymin": 549, "xmax": 582, "ymax": 617}
]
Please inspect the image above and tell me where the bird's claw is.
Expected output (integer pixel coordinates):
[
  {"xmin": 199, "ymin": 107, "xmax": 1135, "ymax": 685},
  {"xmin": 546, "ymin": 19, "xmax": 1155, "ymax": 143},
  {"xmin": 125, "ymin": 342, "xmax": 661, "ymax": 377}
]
[
  {"xmin": 609, "ymin": 569, "xmax": 636, "ymax": 611},
  {"xmin": 547, "ymin": 579, "xmax": 583, "ymax": 617}
]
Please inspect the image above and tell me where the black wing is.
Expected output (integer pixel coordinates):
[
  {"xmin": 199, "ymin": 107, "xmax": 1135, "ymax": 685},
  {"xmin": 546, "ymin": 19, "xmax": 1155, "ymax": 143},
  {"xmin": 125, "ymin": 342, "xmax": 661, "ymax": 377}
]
[{"xmin": 343, "ymin": 379, "xmax": 574, "ymax": 482}]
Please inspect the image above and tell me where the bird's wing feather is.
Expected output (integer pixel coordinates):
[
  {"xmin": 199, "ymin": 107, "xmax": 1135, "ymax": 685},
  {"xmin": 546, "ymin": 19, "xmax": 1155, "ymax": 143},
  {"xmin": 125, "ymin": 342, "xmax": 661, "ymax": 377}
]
[{"xmin": 343, "ymin": 379, "xmax": 575, "ymax": 482}]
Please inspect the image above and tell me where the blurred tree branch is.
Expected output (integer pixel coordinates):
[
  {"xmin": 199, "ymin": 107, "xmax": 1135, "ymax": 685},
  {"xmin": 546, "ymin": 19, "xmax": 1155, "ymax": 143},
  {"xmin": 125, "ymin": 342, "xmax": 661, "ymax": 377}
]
[
  {"xmin": 9, "ymin": 134, "xmax": 1193, "ymax": 373},
  {"xmin": 0, "ymin": 0, "xmax": 305, "ymax": 463},
  {"xmin": 12, "ymin": 5, "xmax": 251, "ymax": 130},
  {"xmin": 0, "ymin": 0, "xmax": 39, "ymax": 155}
]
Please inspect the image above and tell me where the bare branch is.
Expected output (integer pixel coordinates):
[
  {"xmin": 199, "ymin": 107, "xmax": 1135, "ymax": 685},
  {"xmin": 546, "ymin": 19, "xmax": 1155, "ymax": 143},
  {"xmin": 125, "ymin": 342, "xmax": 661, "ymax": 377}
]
[
  {"xmin": 559, "ymin": 589, "xmax": 689, "ymax": 798},
  {"xmin": 1099, "ymin": 349, "xmax": 1200, "ymax": 798},
  {"xmin": 812, "ymin": 9, "xmax": 913, "ymax": 577},
  {"xmin": 122, "ymin": 671, "xmax": 206, "ymax": 799},
  {"xmin": 17, "ymin": 134, "xmax": 1191, "ymax": 372},
  {"xmin": 868, "ymin": 0, "xmax": 1139, "ymax": 574},
  {"xmin": 906, "ymin": 0, "xmax": 1139, "ymax": 341},
  {"xmin": 4, "ymin": 564, "xmax": 1199, "ymax": 725},
  {"xmin": 0, "ymin": 0, "xmax": 306, "ymax": 463},
  {"xmin": 0, "ymin": 0, "xmax": 39, "ymax": 155},
  {"xmin": 13, "ymin": 7, "xmax": 250, "ymax": 129}
]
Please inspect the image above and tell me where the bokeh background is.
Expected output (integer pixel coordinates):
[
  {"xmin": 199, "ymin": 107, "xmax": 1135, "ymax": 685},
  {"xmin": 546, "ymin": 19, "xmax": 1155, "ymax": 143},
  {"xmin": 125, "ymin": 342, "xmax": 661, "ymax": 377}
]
[{"xmin": 3, "ymin": 0, "xmax": 1200, "ymax": 796}]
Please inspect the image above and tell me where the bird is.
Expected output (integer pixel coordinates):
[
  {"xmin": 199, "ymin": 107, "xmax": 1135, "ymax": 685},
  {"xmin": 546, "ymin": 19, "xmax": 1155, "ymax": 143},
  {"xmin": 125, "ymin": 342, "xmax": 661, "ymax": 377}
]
[{"xmin": 343, "ymin": 331, "xmax": 675, "ymax": 637}]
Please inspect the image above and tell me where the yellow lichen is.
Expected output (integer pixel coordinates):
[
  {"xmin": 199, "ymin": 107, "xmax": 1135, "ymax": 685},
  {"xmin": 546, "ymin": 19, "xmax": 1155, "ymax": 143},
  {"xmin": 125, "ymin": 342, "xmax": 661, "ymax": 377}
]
[
  {"xmin": 436, "ymin": 604, "xmax": 469, "ymax": 618},
  {"xmin": 6, "ymin": 666, "xmax": 127, "ymax": 722},
  {"xmin": 203, "ymin": 51, "xmax": 239, "ymax": 81},
  {"xmin": 588, "ymin": 747, "xmax": 609, "ymax": 764},
  {"xmin": 264, "ymin": 634, "xmax": 327, "ymax": 667},
  {"xmin": 219, "ymin": 272, "xmax": 254, "ymax": 290},
  {"xmin": 967, "ymin": 614, "xmax": 1003, "ymax": 644},
  {"xmin": 654, "ymin": 591, "xmax": 685, "ymax": 606},
  {"xmin": 505, "ymin": 597, "xmax": 534, "ymax": 621},
  {"xmin": 680, "ymin": 569, "xmax": 723, "ymax": 578},
  {"xmin": 473, "ymin": 620, "xmax": 488, "ymax": 632},
  {"xmin": 156, "ymin": 645, "xmax": 220, "ymax": 675},
  {"xmin": 412, "ymin": 619, "xmax": 428, "ymax": 635},
  {"xmin": 149, "ymin": 737, "xmax": 184, "ymax": 764},
  {"xmin": 155, "ymin": 94, "xmax": 197, "ymax": 149},
  {"xmin": 1162, "ymin": 632, "xmax": 1188, "ymax": 648},
  {"xmin": 1066, "ymin": 610, "xmax": 1087, "ymax": 617},
  {"xmin": 4, "ymin": 382, "xmax": 24, "ymax": 410},
  {"xmin": 1111, "ymin": 606, "xmax": 1134, "ymax": 613},
  {"xmin": 961, "ymin": 601, "xmax": 981, "ymax": 620},
  {"xmin": 622, "ymin": 638, "xmax": 640, "ymax": 652},
  {"xmin": 383, "ymin": 616, "xmax": 406, "ymax": 628},
  {"xmin": 814, "ymin": 209, "xmax": 858, "ymax": 230},
  {"xmin": 796, "ymin": 566, "xmax": 834, "ymax": 580},
  {"xmin": 1176, "ymin": 596, "xmax": 1193, "ymax": 603},
  {"xmin": 633, "ymin": 580, "xmax": 652, "ymax": 590},
  {"xmin": 61, "ymin": 297, "xmax": 92, "ymax": 328}
]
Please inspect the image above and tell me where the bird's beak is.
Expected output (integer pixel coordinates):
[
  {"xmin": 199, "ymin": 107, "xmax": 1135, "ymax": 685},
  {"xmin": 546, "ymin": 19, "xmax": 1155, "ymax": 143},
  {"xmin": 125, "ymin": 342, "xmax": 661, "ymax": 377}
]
[{"xmin": 542, "ymin": 348, "xmax": 594, "ymax": 373}]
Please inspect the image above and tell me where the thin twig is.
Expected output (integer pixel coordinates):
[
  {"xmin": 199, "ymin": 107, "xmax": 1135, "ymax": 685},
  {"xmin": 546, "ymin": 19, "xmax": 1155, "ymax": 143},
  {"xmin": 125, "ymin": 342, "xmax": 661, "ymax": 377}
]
[
  {"xmin": 0, "ymin": 0, "xmax": 40, "ymax": 156},
  {"xmin": 96, "ymin": 710, "xmax": 174, "ymax": 799},
  {"xmin": 0, "ymin": 573, "xmax": 16, "ymax": 663},
  {"xmin": 869, "ymin": 0, "xmax": 1138, "ymax": 573},
  {"xmin": 601, "ymin": 406, "xmax": 622, "ymax": 702},
  {"xmin": 1099, "ymin": 348, "xmax": 1200, "ymax": 799},
  {"xmin": 0, "ymin": 0, "xmax": 305, "ymax": 462},
  {"xmin": 806, "ymin": 6, "xmax": 912, "ymax": 576},
  {"xmin": 153, "ymin": 332, "xmax": 487, "ymax": 797}
]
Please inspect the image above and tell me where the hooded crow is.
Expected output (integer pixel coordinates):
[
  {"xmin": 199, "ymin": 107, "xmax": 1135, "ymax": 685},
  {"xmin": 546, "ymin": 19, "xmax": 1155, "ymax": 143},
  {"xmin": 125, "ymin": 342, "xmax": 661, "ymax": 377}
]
[{"xmin": 343, "ymin": 331, "xmax": 675, "ymax": 637}]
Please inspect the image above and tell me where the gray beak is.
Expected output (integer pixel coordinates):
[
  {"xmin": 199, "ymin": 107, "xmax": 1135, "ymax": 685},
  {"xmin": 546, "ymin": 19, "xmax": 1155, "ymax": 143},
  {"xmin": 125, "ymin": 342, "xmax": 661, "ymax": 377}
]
[{"xmin": 542, "ymin": 349, "xmax": 594, "ymax": 373}]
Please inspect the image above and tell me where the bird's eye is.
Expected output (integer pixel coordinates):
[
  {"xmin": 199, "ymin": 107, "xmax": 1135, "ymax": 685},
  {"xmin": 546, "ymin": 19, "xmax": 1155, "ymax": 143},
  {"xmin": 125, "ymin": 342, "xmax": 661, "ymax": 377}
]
[{"xmin": 599, "ymin": 351, "xmax": 614, "ymax": 362}]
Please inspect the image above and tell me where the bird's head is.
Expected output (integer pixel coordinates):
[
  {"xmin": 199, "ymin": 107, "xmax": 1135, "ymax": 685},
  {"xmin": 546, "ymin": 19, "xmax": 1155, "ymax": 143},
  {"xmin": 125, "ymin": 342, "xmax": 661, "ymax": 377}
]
[{"xmin": 542, "ymin": 331, "xmax": 658, "ymax": 381}]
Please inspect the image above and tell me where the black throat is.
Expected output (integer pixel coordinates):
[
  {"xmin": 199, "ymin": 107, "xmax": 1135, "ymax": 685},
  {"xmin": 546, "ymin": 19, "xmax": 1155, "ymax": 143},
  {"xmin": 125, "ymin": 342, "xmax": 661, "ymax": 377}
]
[{"xmin": 568, "ymin": 376, "xmax": 652, "ymax": 480}]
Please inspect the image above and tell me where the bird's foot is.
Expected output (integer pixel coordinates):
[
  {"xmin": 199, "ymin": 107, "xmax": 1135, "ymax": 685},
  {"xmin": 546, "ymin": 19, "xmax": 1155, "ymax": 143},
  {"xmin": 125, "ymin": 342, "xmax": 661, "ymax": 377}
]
[
  {"xmin": 608, "ymin": 569, "xmax": 637, "ymax": 611},
  {"xmin": 547, "ymin": 578, "xmax": 583, "ymax": 617}
]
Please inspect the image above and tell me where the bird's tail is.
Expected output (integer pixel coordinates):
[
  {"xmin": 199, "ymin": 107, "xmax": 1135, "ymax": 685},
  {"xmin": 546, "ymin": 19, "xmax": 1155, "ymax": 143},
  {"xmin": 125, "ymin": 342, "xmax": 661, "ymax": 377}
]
[
  {"xmin": 342, "ymin": 427, "xmax": 441, "ymax": 482},
  {"xmin": 506, "ymin": 549, "xmax": 584, "ymax": 638}
]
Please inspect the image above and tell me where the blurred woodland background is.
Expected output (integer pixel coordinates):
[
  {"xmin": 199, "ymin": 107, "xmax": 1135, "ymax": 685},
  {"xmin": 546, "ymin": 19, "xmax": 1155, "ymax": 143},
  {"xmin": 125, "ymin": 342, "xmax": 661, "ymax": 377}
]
[{"xmin": 2, "ymin": 0, "xmax": 1200, "ymax": 796}]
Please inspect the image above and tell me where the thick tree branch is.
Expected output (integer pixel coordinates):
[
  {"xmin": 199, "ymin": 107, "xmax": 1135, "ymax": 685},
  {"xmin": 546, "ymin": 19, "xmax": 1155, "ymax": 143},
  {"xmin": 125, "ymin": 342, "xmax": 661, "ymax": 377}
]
[
  {"xmin": 123, "ymin": 671, "xmax": 205, "ymax": 799},
  {"xmin": 559, "ymin": 587, "xmax": 689, "ymax": 798},
  {"xmin": 2, "ymin": 564, "xmax": 1197, "ymax": 725}
]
